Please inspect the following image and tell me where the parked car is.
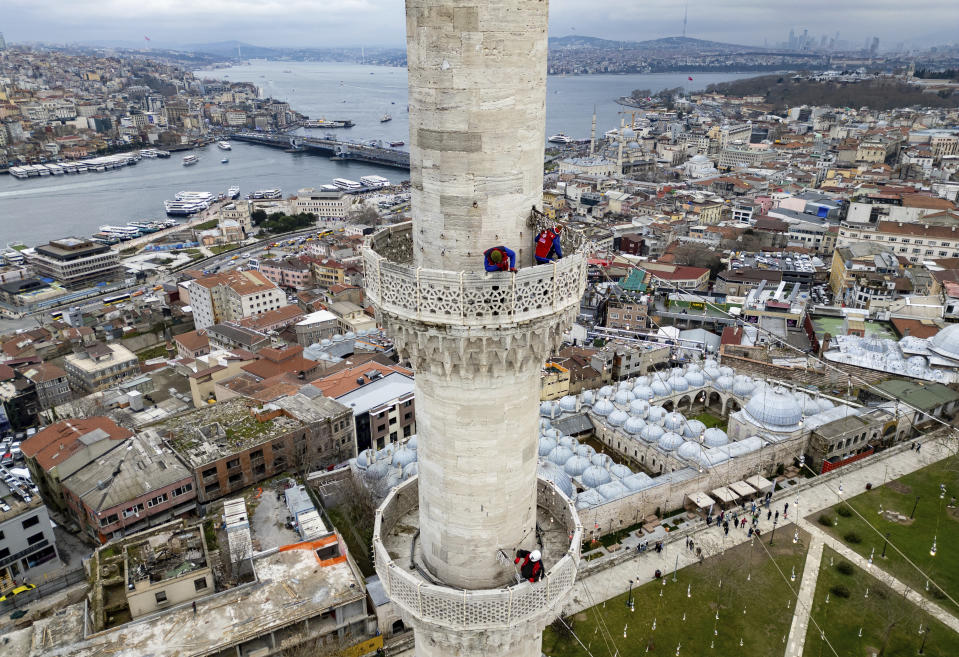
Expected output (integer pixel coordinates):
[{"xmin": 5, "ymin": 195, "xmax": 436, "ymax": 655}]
[{"xmin": 0, "ymin": 584, "xmax": 35, "ymax": 602}]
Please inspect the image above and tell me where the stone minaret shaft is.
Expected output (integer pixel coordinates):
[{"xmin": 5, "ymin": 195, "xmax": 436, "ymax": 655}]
[{"xmin": 408, "ymin": 0, "xmax": 549, "ymax": 272}]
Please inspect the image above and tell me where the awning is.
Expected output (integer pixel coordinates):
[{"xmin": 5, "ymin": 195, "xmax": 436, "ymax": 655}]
[
  {"xmin": 744, "ymin": 474, "xmax": 774, "ymax": 494},
  {"xmin": 729, "ymin": 481, "xmax": 757, "ymax": 498},
  {"xmin": 710, "ymin": 486, "xmax": 739, "ymax": 504},
  {"xmin": 686, "ymin": 491, "xmax": 715, "ymax": 510}
]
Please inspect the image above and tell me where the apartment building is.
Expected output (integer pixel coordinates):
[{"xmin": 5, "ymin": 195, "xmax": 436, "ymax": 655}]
[
  {"xmin": 29, "ymin": 237, "xmax": 120, "ymax": 289},
  {"xmin": 258, "ymin": 257, "xmax": 313, "ymax": 290},
  {"xmin": 641, "ymin": 263, "xmax": 710, "ymax": 292},
  {"xmin": 310, "ymin": 258, "xmax": 347, "ymax": 289},
  {"xmin": 829, "ymin": 244, "xmax": 903, "ymax": 305},
  {"xmin": 837, "ymin": 219, "xmax": 959, "ymax": 265},
  {"xmin": 64, "ymin": 342, "xmax": 139, "ymax": 393},
  {"xmin": 0, "ymin": 492, "xmax": 59, "ymax": 588},
  {"xmin": 19, "ymin": 362, "xmax": 70, "ymax": 410},
  {"xmin": 187, "ymin": 270, "xmax": 286, "ymax": 331},
  {"xmin": 293, "ymin": 189, "xmax": 350, "ymax": 219}
]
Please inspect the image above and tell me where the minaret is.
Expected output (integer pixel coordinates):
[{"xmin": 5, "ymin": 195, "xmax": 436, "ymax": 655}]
[
  {"xmin": 589, "ymin": 106, "xmax": 597, "ymax": 157},
  {"xmin": 363, "ymin": 0, "xmax": 586, "ymax": 655}
]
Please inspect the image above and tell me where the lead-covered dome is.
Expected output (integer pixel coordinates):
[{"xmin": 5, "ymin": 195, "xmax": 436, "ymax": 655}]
[
  {"xmin": 581, "ymin": 465, "xmax": 612, "ymax": 488},
  {"xmin": 663, "ymin": 411, "xmax": 686, "ymax": 431},
  {"xmin": 538, "ymin": 462, "xmax": 574, "ymax": 498},
  {"xmin": 540, "ymin": 401, "xmax": 557, "ymax": 417},
  {"xmin": 563, "ymin": 454, "xmax": 591, "ymax": 477},
  {"xmin": 630, "ymin": 399, "xmax": 651, "ymax": 417},
  {"xmin": 593, "ymin": 399, "xmax": 615, "ymax": 416},
  {"xmin": 580, "ymin": 389, "xmax": 595, "ymax": 406},
  {"xmin": 538, "ymin": 435, "xmax": 557, "ymax": 456},
  {"xmin": 641, "ymin": 423, "xmax": 665, "ymax": 443},
  {"xmin": 575, "ymin": 443, "xmax": 595, "ymax": 458},
  {"xmin": 667, "ymin": 374, "xmax": 689, "ymax": 392},
  {"xmin": 548, "ymin": 445, "xmax": 575, "ymax": 466},
  {"xmin": 608, "ymin": 409, "xmax": 629, "ymax": 427},
  {"xmin": 614, "ymin": 390, "xmax": 635, "ymax": 406},
  {"xmin": 683, "ymin": 419, "xmax": 706, "ymax": 438},
  {"xmin": 713, "ymin": 375, "xmax": 733, "ymax": 391},
  {"xmin": 392, "ymin": 447, "xmax": 417, "ymax": 469},
  {"xmin": 598, "ymin": 385, "xmax": 615, "ymax": 399},
  {"xmin": 647, "ymin": 406, "xmax": 667, "ymax": 424},
  {"xmin": 609, "ymin": 463, "xmax": 633, "ymax": 479},
  {"xmin": 651, "ymin": 380, "xmax": 670, "ymax": 397},
  {"xmin": 744, "ymin": 387, "xmax": 803, "ymax": 430},
  {"xmin": 621, "ymin": 472, "xmax": 653, "ymax": 491},
  {"xmin": 658, "ymin": 431, "xmax": 684, "ymax": 451},
  {"xmin": 624, "ymin": 416, "xmax": 647, "ymax": 435},
  {"xmin": 559, "ymin": 395, "xmax": 578, "ymax": 412},
  {"xmin": 633, "ymin": 385, "xmax": 654, "ymax": 401},
  {"xmin": 685, "ymin": 371, "xmax": 706, "ymax": 387},
  {"xmin": 702, "ymin": 366, "xmax": 720, "ymax": 380},
  {"xmin": 575, "ymin": 488, "xmax": 605, "ymax": 509},
  {"xmin": 596, "ymin": 480, "xmax": 630, "ymax": 501},
  {"xmin": 732, "ymin": 375, "xmax": 755, "ymax": 397},
  {"xmin": 702, "ymin": 427, "xmax": 729, "ymax": 447}
]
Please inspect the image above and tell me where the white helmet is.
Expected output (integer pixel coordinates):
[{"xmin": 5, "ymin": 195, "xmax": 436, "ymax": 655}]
[{"xmin": 530, "ymin": 550, "xmax": 541, "ymax": 562}]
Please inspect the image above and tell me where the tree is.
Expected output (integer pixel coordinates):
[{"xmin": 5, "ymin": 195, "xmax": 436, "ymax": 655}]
[
  {"xmin": 251, "ymin": 209, "xmax": 268, "ymax": 226},
  {"xmin": 671, "ymin": 244, "xmax": 722, "ymax": 279},
  {"xmin": 347, "ymin": 205, "xmax": 382, "ymax": 225}
]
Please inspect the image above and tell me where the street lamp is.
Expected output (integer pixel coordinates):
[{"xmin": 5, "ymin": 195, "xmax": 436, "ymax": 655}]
[
  {"xmin": 627, "ymin": 579, "xmax": 635, "ymax": 612},
  {"xmin": 919, "ymin": 627, "xmax": 930, "ymax": 654},
  {"xmin": 911, "ymin": 495, "xmax": 921, "ymax": 520},
  {"xmin": 882, "ymin": 532, "xmax": 890, "ymax": 559},
  {"xmin": 770, "ymin": 518, "xmax": 778, "ymax": 545}
]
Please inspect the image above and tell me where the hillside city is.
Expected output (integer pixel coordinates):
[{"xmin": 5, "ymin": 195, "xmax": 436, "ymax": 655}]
[{"xmin": 2, "ymin": 20, "xmax": 959, "ymax": 657}]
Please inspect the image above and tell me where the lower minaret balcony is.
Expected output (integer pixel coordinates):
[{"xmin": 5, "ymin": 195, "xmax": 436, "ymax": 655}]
[{"xmin": 372, "ymin": 476, "xmax": 582, "ymax": 632}]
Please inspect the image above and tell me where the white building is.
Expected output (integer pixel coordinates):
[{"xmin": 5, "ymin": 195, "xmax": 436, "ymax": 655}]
[{"xmin": 186, "ymin": 270, "xmax": 285, "ymax": 330}]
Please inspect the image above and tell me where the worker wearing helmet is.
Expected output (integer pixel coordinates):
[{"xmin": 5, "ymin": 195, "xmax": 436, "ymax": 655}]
[
  {"xmin": 514, "ymin": 548, "xmax": 544, "ymax": 583},
  {"xmin": 484, "ymin": 245, "xmax": 517, "ymax": 272},
  {"xmin": 534, "ymin": 225, "xmax": 563, "ymax": 264}
]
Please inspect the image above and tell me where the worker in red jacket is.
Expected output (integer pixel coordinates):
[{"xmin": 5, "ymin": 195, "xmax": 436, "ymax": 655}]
[
  {"xmin": 484, "ymin": 245, "xmax": 517, "ymax": 272},
  {"xmin": 514, "ymin": 549, "xmax": 543, "ymax": 583},
  {"xmin": 534, "ymin": 225, "xmax": 563, "ymax": 264}
]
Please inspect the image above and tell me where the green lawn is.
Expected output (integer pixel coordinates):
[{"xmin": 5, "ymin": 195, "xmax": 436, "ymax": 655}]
[
  {"xmin": 805, "ymin": 546, "xmax": 959, "ymax": 657},
  {"xmin": 810, "ymin": 454, "xmax": 959, "ymax": 614},
  {"xmin": 194, "ymin": 219, "xmax": 218, "ymax": 230},
  {"xmin": 690, "ymin": 411, "xmax": 727, "ymax": 431},
  {"xmin": 137, "ymin": 344, "xmax": 169, "ymax": 361},
  {"xmin": 543, "ymin": 525, "xmax": 809, "ymax": 656},
  {"xmin": 210, "ymin": 244, "xmax": 240, "ymax": 255}
]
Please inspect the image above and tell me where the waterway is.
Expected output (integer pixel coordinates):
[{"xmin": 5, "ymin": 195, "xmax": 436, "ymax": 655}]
[{"xmin": 0, "ymin": 62, "xmax": 756, "ymax": 248}]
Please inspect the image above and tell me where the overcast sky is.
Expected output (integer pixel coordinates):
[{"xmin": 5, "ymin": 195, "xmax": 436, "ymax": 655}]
[{"xmin": 4, "ymin": 0, "xmax": 958, "ymax": 50}]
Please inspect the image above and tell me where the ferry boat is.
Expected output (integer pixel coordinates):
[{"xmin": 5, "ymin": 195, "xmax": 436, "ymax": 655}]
[
  {"xmin": 156, "ymin": 150, "xmax": 171, "ymax": 158},
  {"xmin": 221, "ymin": 158, "xmax": 229, "ymax": 164},
  {"xmin": 548, "ymin": 133, "xmax": 573, "ymax": 144},
  {"xmin": 332, "ymin": 178, "xmax": 362, "ymax": 191},
  {"xmin": 128, "ymin": 221, "xmax": 162, "ymax": 233},
  {"xmin": 360, "ymin": 175, "xmax": 391, "ymax": 189},
  {"xmin": 218, "ymin": 141, "xmax": 232, "ymax": 150},
  {"xmin": 228, "ymin": 185, "xmax": 241, "ymax": 199},
  {"xmin": 302, "ymin": 118, "xmax": 354, "ymax": 129},
  {"xmin": 247, "ymin": 189, "xmax": 282, "ymax": 200},
  {"xmin": 182, "ymin": 154, "xmax": 199, "ymax": 166},
  {"xmin": 164, "ymin": 200, "xmax": 208, "ymax": 216},
  {"xmin": 90, "ymin": 232, "xmax": 121, "ymax": 245},
  {"xmin": 175, "ymin": 191, "xmax": 216, "ymax": 204},
  {"xmin": 380, "ymin": 113, "xmax": 392, "ymax": 123},
  {"xmin": 99, "ymin": 225, "xmax": 143, "ymax": 240}
]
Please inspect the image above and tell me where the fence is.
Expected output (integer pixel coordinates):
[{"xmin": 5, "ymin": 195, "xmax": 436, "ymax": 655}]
[{"xmin": 0, "ymin": 566, "xmax": 87, "ymax": 612}]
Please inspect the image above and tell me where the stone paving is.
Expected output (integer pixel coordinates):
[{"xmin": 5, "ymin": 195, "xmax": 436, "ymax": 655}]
[{"xmin": 563, "ymin": 432, "xmax": 959, "ymax": 656}]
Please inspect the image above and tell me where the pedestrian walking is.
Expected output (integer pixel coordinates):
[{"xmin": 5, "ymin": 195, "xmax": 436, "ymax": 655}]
[
  {"xmin": 917, "ymin": 444, "xmax": 922, "ymax": 453},
  {"xmin": 767, "ymin": 510, "xmax": 772, "ymax": 521},
  {"xmin": 748, "ymin": 527, "xmax": 753, "ymax": 538},
  {"xmin": 192, "ymin": 601, "xmax": 197, "ymax": 615},
  {"xmin": 741, "ymin": 517, "xmax": 747, "ymax": 529},
  {"xmin": 706, "ymin": 515, "xmax": 712, "ymax": 526},
  {"xmin": 784, "ymin": 502, "xmax": 789, "ymax": 514},
  {"xmin": 775, "ymin": 511, "xmax": 779, "ymax": 521},
  {"xmin": 724, "ymin": 524, "xmax": 729, "ymax": 536}
]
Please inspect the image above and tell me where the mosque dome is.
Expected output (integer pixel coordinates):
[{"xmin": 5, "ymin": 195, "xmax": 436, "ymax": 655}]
[
  {"xmin": 563, "ymin": 455, "xmax": 591, "ymax": 477},
  {"xmin": 667, "ymin": 375, "xmax": 689, "ymax": 392},
  {"xmin": 538, "ymin": 436, "xmax": 557, "ymax": 456},
  {"xmin": 658, "ymin": 432, "xmax": 685, "ymax": 451},
  {"xmin": 647, "ymin": 406, "xmax": 667, "ymax": 424},
  {"xmin": 593, "ymin": 399, "xmax": 615, "ymax": 417},
  {"xmin": 929, "ymin": 324, "xmax": 959, "ymax": 361},
  {"xmin": 614, "ymin": 389, "xmax": 635, "ymax": 406},
  {"xmin": 683, "ymin": 419, "xmax": 707, "ymax": 439},
  {"xmin": 591, "ymin": 453, "xmax": 614, "ymax": 468},
  {"xmin": 651, "ymin": 380, "xmax": 671, "ymax": 397},
  {"xmin": 543, "ymin": 427, "xmax": 561, "ymax": 439},
  {"xmin": 817, "ymin": 397, "xmax": 834, "ymax": 413},
  {"xmin": 641, "ymin": 423, "xmax": 665, "ymax": 443},
  {"xmin": 608, "ymin": 409, "xmax": 629, "ymax": 427},
  {"xmin": 386, "ymin": 471, "xmax": 403, "ymax": 489},
  {"xmin": 630, "ymin": 399, "xmax": 651, "ymax": 417},
  {"xmin": 596, "ymin": 480, "xmax": 631, "ymax": 501},
  {"xmin": 581, "ymin": 465, "xmax": 612, "ymax": 488},
  {"xmin": 365, "ymin": 460, "xmax": 389, "ymax": 480},
  {"xmin": 685, "ymin": 371, "xmax": 706, "ymax": 387},
  {"xmin": 732, "ymin": 375, "xmax": 756, "ymax": 397},
  {"xmin": 559, "ymin": 395, "xmax": 578, "ymax": 412},
  {"xmin": 406, "ymin": 435, "xmax": 418, "ymax": 450},
  {"xmin": 718, "ymin": 366, "xmax": 735, "ymax": 377},
  {"xmin": 344, "ymin": 331, "xmax": 356, "ymax": 340},
  {"xmin": 575, "ymin": 489, "xmax": 606, "ymax": 509},
  {"xmin": 702, "ymin": 366, "xmax": 720, "ymax": 381},
  {"xmin": 704, "ymin": 358, "xmax": 719, "ymax": 369},
  {"xmin": 580, "ymin": 389, "xmax": 595, "ymax": 406},
  {"xmin": 539, "ymin": 418, "xmax": 552, "ymax": 431},
  {"xmin": 558, "ymin": 435, "xmax": 574, "ymax": 447},
  {"xmin": 355, "ymin": 448, "xmax": 375, "ymax": 470},
  {"xmin": 621, "ymin": 472, "xmax": 653, "ymax": 491},
  {"xmin": 624, "ymin": 416, "xmax": 647, "ymax": 435},
  {"xmin": 538, "ymin": 462, "xmax": 574, "ymax": 498},
  {"xmin": 635, "ymin": 376, "xmax": 651, "ymax": 387},
  {"xmin": 402, "ymin": 462, "xmax": 418, "ymax": 479},
  {"xmin": 677, "ymin": 441, "xmax": 706, "ymax": 462},
  {"xmin": 633, "ymin": 385, "xmax": 655, "ymax": 401},
  {"xmin": 540, "ymin": 401, "xmax": 557, "ymax": 417},
  {"xmin": 618, "ymin": 380, "xmax": 634, "ymax": 390},
  {"xmin": 574, "ymin": 443, "xmax": 596, "ymax": 458},
  {"xmin": 598, "ymin": 385, "xmax": 615, "ymax": 399},
  {"xmin": 713, "ymin": 375, "xmax": 733, "ymax": 391},
  {"xmin": 377, "ymin": 443, "xmax": 396, "ymax": 460},
  {"xmin": 744, "ymin": 387, "xmax": 803, "ymax": 430},
  {"xmin": 548, "ymin": 445, "xmax": 575, "ymax": 466},
  {"xmin": 663, "ymin": 412, "xmax": 686, "ymax": 431},
  {"xmin": 609, "ymin": 463, "xmax": 633, "ymax": 479},
  {"xmin": 702, "ymin": 427, "xmax": 729, "ymax": 447},
  {"xmin": 392, "ymin": 447, "xmax": 417, "ymax": 469}
]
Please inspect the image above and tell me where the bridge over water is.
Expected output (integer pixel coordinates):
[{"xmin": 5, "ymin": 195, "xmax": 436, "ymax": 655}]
[{"xmin": 231, "ymin": 132, "xmax": 410, "ymax": 170}]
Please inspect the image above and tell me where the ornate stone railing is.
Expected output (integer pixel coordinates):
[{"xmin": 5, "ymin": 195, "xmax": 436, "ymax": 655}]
[
  {"xmin": 373, "ymin": 476, "xmax": 583, "ymax": 631},
  {"xmin": 363, "ymin": 223, "xmax": 588, "ymax": 327}
]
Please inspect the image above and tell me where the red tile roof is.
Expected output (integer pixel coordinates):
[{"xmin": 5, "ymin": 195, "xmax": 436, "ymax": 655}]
[{"xmin": 21, "ymin": 418, "xmax": 132, "ymax": 471}]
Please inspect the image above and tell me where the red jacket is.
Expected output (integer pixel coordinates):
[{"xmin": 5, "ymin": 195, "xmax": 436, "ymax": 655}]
[{"xmin": 515, "ymin": 550, "xmax": 543, "ymax": 582}]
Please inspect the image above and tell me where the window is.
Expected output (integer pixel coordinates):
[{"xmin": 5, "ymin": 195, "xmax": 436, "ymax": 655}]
[
  {"xmin": 21, "ymin": 515, "xmax": 40, "ymax": 530},
  {"xmin": 202, "ymin": 467, "xmax": 217, "ymax": 479},
  {"xmin": 194, "ymin": 577, "xmax": 208, "ymax": 591},
  {"xmin": 226, "ymin": 458, "xmax": 240, "ymax": 469},
  {"xmin": 0, "ymin": 548, "xmax": 8, "ymax": 559},
  {"xmin": 377, "ymin": 424, "xmax": 386, "ymax": 432},
  {"xmin": 27, "ymin": 532, "xmax": 44, "ymax": 545},
  {"xmin": 155, "ymin": 591, "xmax": 168, "ymax": 604}
]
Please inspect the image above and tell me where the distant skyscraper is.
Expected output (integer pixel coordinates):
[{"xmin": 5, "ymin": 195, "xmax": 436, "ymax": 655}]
[
  {"xmin": 0, "ymin": 33, "xmax": 6, "ymax": 51},
  {"xmin": 870, "ymin": 37, "xmax": 879, "ymax": 55}
]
